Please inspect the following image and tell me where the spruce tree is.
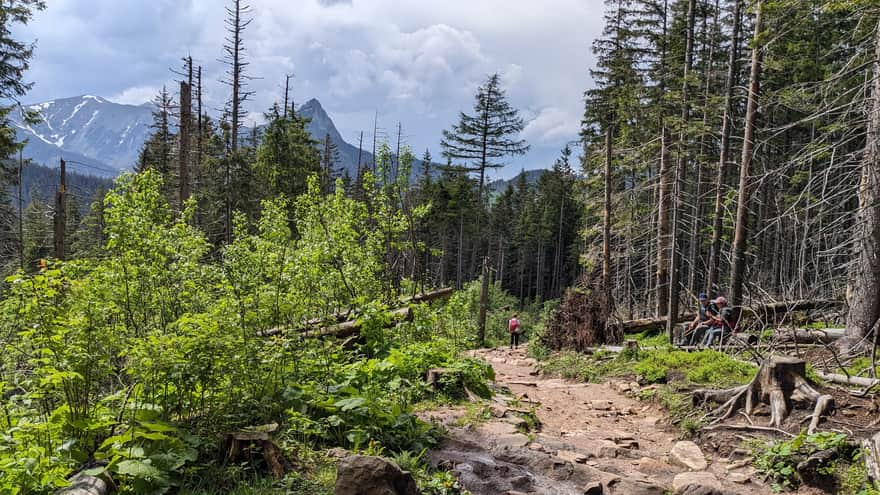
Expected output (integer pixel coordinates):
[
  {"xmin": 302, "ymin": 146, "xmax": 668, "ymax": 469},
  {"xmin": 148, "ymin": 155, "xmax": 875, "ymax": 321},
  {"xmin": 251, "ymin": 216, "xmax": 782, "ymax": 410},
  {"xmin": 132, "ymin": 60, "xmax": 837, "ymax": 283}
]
[
  {"xmin": 441, "ymin": 73, "xmax": 529, "ymax": 201},
  {"xmin": 0, "ymin": 0, "xmax": 45, "ymax": 274}
]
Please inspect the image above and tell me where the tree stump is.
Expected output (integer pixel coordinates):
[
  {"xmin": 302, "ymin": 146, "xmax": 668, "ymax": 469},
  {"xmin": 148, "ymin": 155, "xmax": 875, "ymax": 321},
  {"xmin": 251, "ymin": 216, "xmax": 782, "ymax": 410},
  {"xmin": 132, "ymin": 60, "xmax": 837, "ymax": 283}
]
[
  {"xmin": 693, "ymin": 355, "xmax": 833, "ymax": 434},
  {"xmin": 225, "ymin": 423, "xmax": 285, "ymax": 478}
]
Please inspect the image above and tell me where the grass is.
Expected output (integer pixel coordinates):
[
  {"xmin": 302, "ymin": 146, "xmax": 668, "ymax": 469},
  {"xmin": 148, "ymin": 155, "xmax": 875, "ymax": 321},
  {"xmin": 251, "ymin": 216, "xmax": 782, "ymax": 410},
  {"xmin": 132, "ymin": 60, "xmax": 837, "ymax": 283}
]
[
  {"xmin": 630, "ymin": 329, "xmax": 673, "ymax": 348},
  {"xmin": 451, "ymin": 403, "xmax": 492, "ymax": 428},
  {"xmin": 181, "ymin": 471, "xmax": 333, "ymax": 495},
  {"xmin": 632, "ymin": 348, "xmax": 755, "ymax": 387}
]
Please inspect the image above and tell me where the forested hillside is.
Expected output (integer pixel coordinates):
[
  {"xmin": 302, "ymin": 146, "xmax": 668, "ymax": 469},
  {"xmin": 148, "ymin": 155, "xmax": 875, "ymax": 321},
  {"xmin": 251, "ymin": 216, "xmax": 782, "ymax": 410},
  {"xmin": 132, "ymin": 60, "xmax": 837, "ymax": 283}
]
[{"xmin": 2, "ymin": 0, "xmax": 880, "ymax": 493}]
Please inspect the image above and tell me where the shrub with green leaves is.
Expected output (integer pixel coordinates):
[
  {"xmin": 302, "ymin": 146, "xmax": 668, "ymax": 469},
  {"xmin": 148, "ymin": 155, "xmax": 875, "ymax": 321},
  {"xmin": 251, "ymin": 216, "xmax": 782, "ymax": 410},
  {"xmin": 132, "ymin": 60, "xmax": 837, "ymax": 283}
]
[
  {"xmin": 749, "ymin": 431, "xmax": 857, "ymax": 492},
  {"xmin": 0, "ymin": 171, "xmax": 495, "ymax": 493}
]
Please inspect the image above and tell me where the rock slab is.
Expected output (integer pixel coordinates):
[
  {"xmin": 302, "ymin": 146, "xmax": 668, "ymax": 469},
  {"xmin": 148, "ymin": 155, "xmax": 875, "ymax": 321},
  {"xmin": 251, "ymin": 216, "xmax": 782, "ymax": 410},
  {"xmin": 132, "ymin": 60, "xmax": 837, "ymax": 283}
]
[
  {"xmin": 335, "ymin": 455, "xmax": 418, "ymax": 495},
  {"xmin": 670, "ymin": 441, "xmax": 708, "ymax": 471},
  {"xmin": 672, "ymin": 471, "xmax": 722, "ymax": 495},
  {"xmin": 56, "ymin": 473, "xmax": 109, "ymax": 495}
]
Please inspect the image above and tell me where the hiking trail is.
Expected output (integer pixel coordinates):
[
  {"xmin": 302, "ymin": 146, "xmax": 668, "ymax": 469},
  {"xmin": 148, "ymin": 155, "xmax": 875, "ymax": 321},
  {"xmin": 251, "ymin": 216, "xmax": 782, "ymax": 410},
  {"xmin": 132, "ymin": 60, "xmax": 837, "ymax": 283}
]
[{"xmin": 422, "ymin": 344, "xmax": 776, "ymax": 495}]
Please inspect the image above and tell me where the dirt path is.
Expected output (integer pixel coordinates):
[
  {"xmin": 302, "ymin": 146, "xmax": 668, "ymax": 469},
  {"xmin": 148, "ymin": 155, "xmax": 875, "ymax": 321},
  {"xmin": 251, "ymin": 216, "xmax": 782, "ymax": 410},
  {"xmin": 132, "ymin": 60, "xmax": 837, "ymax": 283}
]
[{"xmin": 423, "ymin": 345, "xmax": 772, "ymax": 495}]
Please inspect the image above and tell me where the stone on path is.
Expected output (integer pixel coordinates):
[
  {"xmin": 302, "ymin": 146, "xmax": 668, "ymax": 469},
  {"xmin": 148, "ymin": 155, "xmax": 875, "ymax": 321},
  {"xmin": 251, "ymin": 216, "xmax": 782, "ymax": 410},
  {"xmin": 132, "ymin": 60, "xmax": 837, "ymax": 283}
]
[
  {"xmin": 672, "ymin": 471, "xmax": 722, "ymax": 495},
  {"xmin": 727, "ymin": 471, "xmax": 752, "ymax": 484},
  {"xmin": 590, "ymin": 399, "xmax": 613, "ymax": 410},
  {"xmin": 670, "ymin": 441, "xmax": 708, "ymax": 471},
  {"xmin": 556, "ymin": 449, "xmax": 590, "ymax": 464},
  {"xmin": 637, "ymin": 456, "xmax": 676, "ymax": 476},
  {"xmin": 335, "ymin": 455, "xmax": 418, "ymax": 495}
]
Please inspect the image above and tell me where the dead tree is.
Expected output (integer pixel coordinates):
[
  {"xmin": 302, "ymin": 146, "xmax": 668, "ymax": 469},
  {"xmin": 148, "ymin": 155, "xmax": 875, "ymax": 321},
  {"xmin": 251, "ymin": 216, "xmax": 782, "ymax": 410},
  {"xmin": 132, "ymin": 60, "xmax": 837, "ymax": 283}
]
[
  {"xmin": 656, "ymin": 126, "xmax": 672, "ymax": 317},
  {"xmin": 842, "ymin": 18, "xmax": 880, "ymax": 352},
  {"xmin": 666, "ymin": 0, "xmax": 697, "ymax": 341},
  {"xmin": 729, "ymin": 0, "xmax": 764, "ymax": 306},
  {"xmin": 603, "ymin": 127, "xmax": 613, "ymax": 325},
  {"xmin": 221, "ymin": 0, "xmax": 254, "ymax": 153},
  {"xmin": 706, "ymin": 0, "xmax": 742, "ymax": 295},
  {"xmin": 694, "ymin": 355, "xmax": 833, "ymax": 434}
]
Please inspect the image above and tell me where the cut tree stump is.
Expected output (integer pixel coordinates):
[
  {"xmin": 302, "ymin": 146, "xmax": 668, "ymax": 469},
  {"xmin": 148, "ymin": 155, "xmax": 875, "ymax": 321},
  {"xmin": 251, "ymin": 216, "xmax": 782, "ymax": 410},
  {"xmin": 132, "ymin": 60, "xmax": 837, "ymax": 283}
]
[
  {"xmin": 225, "ymin": 423, "xmax": 286, "ymax": 478},
  {"xmin": 693, "ymin": 355, "xmax": 833, "ymax": 434}
]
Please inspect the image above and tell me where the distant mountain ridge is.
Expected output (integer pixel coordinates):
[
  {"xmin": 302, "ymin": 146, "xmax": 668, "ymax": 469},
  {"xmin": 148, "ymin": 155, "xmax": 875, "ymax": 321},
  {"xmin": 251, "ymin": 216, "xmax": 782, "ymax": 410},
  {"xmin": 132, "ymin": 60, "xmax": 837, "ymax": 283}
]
[
  {"xmin": 10, "ymin": 95, "xmax": 435, "ymax": 180},
  {"xmin": 11, "ymin": 95, "xmax": 153, "ymax": 176}
]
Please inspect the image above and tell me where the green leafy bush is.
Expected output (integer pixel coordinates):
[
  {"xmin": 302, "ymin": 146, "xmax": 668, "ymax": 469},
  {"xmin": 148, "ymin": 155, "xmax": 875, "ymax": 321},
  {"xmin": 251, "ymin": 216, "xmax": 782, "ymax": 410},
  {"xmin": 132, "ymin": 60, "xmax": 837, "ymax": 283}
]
[
  {"xmin": 749, "ymin": 431, "xmax": 855, "ymax": 492},
  {"xmin": 0, "ymin": 172, "xmax": 496, "ymax": 493}
]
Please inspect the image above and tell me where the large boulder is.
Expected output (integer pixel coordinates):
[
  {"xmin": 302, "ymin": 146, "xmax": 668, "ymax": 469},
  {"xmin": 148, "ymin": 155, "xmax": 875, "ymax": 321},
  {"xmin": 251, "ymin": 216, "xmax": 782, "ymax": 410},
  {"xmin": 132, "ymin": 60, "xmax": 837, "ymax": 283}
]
[{"xmin": 335, "ymin": 455, "xmax": 418, "ymax": 495}]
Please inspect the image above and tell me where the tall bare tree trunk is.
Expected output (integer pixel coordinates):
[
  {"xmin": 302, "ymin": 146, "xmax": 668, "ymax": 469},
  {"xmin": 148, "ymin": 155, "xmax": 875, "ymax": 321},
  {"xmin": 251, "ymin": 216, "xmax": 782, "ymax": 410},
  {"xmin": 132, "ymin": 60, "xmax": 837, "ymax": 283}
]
[
  {"xmin": 603, "ymin": 127, "xmax": 614, "ymax": 323},
  {"xmin": 179, "ymin": 79, "xmax": 192, "ymax": 207},
  {"xmin": 729, "ymin": 0, "xmax": 763, "ymax": 306},
  {"xmin": 656, "ymin": 125, "xmax": 672, "ymax": 317},
  {"xmin": 842, "ymin": 19, "xmax": 880, "ymax": 350},
  {"xmin": 688, "ymin": 2, "xmax": 719, "ymax": 296},
  {"xmin": 707, "ymin": 0, "xmax": 742, "ymax": 295},
  {"xmin": 666, "ymin": 0, "xmax": 697, "ymax": 341},
  {"xmin": 477, "ymin": 257, "xmax": 490, "ymax": 347}
]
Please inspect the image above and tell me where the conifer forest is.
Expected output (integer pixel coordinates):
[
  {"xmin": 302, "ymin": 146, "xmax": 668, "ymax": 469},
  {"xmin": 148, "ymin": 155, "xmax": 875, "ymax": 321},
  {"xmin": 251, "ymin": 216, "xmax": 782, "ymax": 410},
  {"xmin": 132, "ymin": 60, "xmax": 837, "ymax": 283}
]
[{"xmin": 2, "ymin": 1, "xmax": 880, "ymax": 494}]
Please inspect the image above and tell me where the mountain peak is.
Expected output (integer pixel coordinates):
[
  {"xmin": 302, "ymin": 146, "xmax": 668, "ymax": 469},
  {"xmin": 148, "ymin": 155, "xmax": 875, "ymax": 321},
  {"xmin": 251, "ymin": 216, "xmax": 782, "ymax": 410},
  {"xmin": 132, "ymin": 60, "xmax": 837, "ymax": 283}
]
[{"xmin": 299, "ymin": 98, "xmax": 327, "ymax": 116}]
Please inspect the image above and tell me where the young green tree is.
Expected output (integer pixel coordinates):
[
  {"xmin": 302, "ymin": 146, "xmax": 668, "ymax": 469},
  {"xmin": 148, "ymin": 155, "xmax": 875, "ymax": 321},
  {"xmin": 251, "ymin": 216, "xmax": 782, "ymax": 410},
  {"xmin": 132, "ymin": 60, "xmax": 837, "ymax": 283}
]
[{"xmin": 253, "ymin": 104, "xmax": 320, "ymax": 206}]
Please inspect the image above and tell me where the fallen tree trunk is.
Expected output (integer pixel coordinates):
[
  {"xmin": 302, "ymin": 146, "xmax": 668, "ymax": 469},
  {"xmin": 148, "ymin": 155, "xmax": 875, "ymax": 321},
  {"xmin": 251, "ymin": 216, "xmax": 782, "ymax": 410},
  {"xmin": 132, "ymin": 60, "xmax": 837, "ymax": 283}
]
[
  {"xmin": 694, "ymin": 355, "xmax": 833, "ymax": 434},
  {"xmin": 618, "ymin": 299, "xmax": 844, "ymax": 335},
  {"xmin": 616, "ymin": 313, "xmax": 695, "ymax": 334},
  {"xmin": 258, "ymin": 288, "xmax": 452, "ymax": 337},
  {"xmin": 814, "ymin": 371, "xmax": 879, "ymax": 388},
  {"xmin": 301, "ymin": 307, "xmax": 412, "ymax": 339},
  {"xmin": 779, "ymin": 328, "xmax": 845, "ymax": 344}
]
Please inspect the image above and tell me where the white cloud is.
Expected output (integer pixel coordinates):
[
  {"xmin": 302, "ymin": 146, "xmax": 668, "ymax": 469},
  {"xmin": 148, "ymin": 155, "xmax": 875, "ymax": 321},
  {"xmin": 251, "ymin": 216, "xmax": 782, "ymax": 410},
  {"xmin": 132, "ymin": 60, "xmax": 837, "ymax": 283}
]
[
  {"xmin": 19, "ymin": 0, "xmax": 606, "ymax": 176},
  {"xmin": 522, "ymin": 106, "xmax": 582, "ymax": 144},
  {"xmin": 110, "ymin": 86, "xmax": 160, "ymax": 106}
]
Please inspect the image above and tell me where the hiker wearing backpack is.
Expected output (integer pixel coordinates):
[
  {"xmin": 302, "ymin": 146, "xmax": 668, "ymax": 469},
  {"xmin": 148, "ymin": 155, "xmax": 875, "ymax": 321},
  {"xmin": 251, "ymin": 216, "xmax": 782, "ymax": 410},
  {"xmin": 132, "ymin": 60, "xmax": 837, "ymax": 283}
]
[{"xmin": 509, "ymin": 313, "xmax": 522, "ymax": 349}]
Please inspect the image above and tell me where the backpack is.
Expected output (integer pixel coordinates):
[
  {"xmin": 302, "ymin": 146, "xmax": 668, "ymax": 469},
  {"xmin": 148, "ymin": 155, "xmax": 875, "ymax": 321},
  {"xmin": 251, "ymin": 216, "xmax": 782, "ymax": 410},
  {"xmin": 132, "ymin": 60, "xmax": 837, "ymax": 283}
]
[{"xmin": 509, "ymin": 318, "xmax": 520, "ymax": 333}]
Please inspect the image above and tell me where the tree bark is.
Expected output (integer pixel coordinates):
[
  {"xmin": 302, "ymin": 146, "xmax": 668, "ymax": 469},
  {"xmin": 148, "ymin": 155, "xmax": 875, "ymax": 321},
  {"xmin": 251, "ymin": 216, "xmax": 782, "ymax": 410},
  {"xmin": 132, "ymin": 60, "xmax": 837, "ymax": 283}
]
[
  {"xmin": 179, "ymin": 79, "xmax": 192, "ymax": 206},
  {"xmin": 729, "ymin": 0, "xmax": 764, "ymax": 306},
  {"xmin": 656, "ymin": 125, "xmax": 672, "ymax": 317},
  {"xmin": 707, "ymin": 0, "xmax": 742, "ymax": 295},
  {"xmin": 477, "ymin": 257, "xmax": 490, "ymax": 347},
  {"xmin": 666, "ymin": 0, "xmax": 697, "ymax": 342},
  {"xmin": 842, "ymin": 18, "xmax": 880, "ymax": 350},
  {"xmin": 603, "ymin": 127, "xmax": 613, "ymax": 323}
]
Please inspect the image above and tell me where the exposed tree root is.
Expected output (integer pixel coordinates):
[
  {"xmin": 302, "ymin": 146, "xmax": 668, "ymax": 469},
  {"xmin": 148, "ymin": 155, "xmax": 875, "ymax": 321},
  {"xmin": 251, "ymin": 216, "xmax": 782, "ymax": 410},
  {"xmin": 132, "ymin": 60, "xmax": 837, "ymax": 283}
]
[{"xmin": 694, "ymin": 355, "xmax": 834, "ymax": 434}]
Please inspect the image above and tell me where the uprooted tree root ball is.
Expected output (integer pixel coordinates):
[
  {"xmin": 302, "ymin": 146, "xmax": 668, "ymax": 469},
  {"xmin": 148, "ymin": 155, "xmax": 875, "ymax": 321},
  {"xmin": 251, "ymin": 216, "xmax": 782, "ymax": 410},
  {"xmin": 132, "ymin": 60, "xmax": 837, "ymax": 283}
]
[
  {"xmin": 541, "ymin": 275, "xmax": 622, "ymax": 351},
  {"xmin": 693, "ymin": 355, "xmax": 834, "ymax": 434}
]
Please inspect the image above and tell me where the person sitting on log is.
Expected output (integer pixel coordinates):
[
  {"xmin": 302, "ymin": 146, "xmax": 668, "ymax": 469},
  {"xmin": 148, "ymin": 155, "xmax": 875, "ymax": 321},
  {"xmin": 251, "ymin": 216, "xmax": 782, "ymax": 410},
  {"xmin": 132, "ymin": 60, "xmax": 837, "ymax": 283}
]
[
  {"xmin": 702, "ymin": 296, "xmax": 734, "ymax": 347},
  {"xmin": 679, "ymin": 293, "xmax": 714, "ymax": 346}
]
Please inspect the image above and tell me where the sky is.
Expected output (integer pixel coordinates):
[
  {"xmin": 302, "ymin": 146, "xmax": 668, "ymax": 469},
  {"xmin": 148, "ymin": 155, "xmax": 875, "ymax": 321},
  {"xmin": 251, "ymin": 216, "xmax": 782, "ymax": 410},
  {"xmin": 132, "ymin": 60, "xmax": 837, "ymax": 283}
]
[{"xmin": 17, "ymin": 0, "xmax": 605, "ymax": 179}]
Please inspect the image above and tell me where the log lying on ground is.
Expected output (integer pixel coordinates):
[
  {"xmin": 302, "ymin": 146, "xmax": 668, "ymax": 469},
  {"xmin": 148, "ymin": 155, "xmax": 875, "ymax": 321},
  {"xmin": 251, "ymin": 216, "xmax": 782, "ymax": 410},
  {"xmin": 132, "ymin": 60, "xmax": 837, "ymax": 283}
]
[
  {"xmin": 616, "ymin": 313, "xmax": 696, "ymax": 334},
  {"xmin": 814, "ymin": 371, "xmax": 879, "ymax": 388},
  {"xmin": 258, "ymin": 287, "xmax": 452, "ymax": 337},
  {"xmin": 779, "ymin": 328, "xmax": 845, "ymax": 344},
  {"xmin": 694, "ymin": 355, "xmax": 833, "ymax": 434},
  {"xmin": 301, "ymin": 306, "xmax": 412, "ymax": 339},
  {"xmin": 618, "ymin": 299, "xmax": 844, "ymax": 335}
]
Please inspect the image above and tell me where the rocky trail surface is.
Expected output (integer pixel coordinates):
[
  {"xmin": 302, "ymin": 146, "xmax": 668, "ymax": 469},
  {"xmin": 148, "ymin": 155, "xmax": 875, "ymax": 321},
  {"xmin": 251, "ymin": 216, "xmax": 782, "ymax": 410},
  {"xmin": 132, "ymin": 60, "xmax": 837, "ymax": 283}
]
[{"xmin": 422, "ymin": 345, "xmax": 773, "ymax": 495}]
